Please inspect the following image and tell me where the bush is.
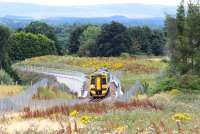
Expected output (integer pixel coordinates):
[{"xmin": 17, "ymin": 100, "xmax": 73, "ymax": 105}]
[
  {"xmin": 8, "ymin": 32, "xmax": 57, "ymax": 61},
  {"xmin": 0, "ymin": 69, "xmax": 13, "ymax": 84},
  {"xmin": 155, "ymin": 74, "xmax": 200, "ymax": 93}
]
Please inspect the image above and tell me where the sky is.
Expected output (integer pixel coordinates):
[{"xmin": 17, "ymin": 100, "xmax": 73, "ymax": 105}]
[{"xmin": 0, "ymin": 0, "xmax": 180, "ymax": 6}]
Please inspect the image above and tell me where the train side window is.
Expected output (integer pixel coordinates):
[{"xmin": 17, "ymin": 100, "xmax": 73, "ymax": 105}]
[
  {"xmin": 101, "ymin": 78, "xmax": 107, "ymax": 84},
  {"xmin": 91, "ymin": 77, "xmax": 96, "ymax": 84}
]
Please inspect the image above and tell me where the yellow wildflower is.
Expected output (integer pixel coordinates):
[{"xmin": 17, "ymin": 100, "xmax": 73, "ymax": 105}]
[
  {"xmin": 115, "ymin": 125, "xmax": 127, "ymax": 132},
  {"xmin": 172, "ymin": 113, "xmax": 192, "ymax": 122},
  {"xmin": 70, "ymin": 110, "xmax": 79, "ymax": 117},
  {"xmin": 80, "ymin": 115, "xmax": 92, "ymax": 124}
]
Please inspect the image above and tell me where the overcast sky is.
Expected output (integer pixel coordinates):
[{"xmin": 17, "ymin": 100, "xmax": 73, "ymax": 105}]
[{"xmin": 0, "ymin": 0, "xmax": 180, "ymax": 6}]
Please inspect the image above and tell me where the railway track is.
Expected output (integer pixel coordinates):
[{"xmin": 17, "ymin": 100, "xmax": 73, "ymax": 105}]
[{"xmin": 89, "ymin": 97, "xmax": 105, "ymax": 103}]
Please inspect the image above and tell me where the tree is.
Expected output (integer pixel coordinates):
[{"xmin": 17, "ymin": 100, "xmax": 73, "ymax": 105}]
[
  {"xmin": 127, "ymin": 26, "xmax": 165, "ymax": 55},
  {"xmin": 166, "ymin": 0, "xmax": 200, "ymax": 75},
  {"xmin": 95, "ymin": 21, "xmax": 131, "ymax": 57},
  {"xmin": 186, "ymin": 1, "xmax": 200, "ymax": 73},
  {"xmin": 0, "ymin": 25, "xmax": 19, "ymax": 81},
  {"xmin": 151, "ymin": 30, "xmax": 165, "ymax": 56},
  {"xmin": 25, "ymin": 21, "xmax": 62, "ymax": 55},
  {"xmin": 175, "ymin": 0, "xmax": 189, "ymax": 74},
  {"xmin": 78, "ymin": 26, "xmax": 101, "ymax": 56},
  {"xmin": 8, "ymin": 32, "xmax": 57, "ymax": 61},
  {"xmin": 0, "ymin": 25, "xmax": 10, "ymax": 69},
  {"xmin": 165, "ymin": 15, "xmax": 177, "ymax": 61},
  {"xmin": 68, "ymin": 25, "xmax": 88, "ymax": 54}
]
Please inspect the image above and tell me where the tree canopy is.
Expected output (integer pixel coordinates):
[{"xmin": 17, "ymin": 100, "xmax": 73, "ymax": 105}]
[
  {"xmin": 24, "ymin": 21, "xmax": 62, "ymax": 55},
  {"xmin": 94, "ymin": 21, "xmax": 132, "ymax": 57},
  {"xmin": 8, "ymin": 32, "xmax": 57, "ymax": 61},
  {"xmin": 78, "ymin": 26, "xmax": 101, "ymax": 56}
]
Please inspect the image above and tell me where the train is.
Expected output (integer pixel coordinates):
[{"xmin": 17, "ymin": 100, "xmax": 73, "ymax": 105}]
[{"xmin": 89, "ymin": 68, "xmax": 123, "ymax": 98}]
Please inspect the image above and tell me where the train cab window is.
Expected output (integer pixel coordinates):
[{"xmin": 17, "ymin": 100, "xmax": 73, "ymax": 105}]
[
  {"xmin": 91, "ymin": 77, "xmax": 96, "ymax": 84},
  {"xmin": 101, "ymin": 78, "xmax": 107, "ymax": 84}
]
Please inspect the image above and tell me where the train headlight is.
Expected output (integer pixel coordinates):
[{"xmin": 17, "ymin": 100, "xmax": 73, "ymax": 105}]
[{"xmin": 90, "ymin": 85, "xmax": 95, "ymax": 89}]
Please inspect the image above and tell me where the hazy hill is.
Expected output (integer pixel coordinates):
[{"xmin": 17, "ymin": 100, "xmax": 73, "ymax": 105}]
[
  {"xmin": 0, "ymin": 2, "xmax": 176, "ymax": 18},
  {"xmin": 0, "ymin": 2, "xmax": 176, "ymax": 28}
]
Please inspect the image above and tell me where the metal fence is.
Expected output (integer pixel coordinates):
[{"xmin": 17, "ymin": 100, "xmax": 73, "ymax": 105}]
[{"xmin": 0, "ymin": 79, "xmax": 48, "ymax": 113}]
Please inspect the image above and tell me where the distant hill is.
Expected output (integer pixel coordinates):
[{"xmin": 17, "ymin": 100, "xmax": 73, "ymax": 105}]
[
  {"xmin": 0, "ymin": 2, "xmax": 176, "ymax": 28},
  {"xmin": 0, "ymin": 2, "xmax": 176, "ymax": 18},
  {"xmin": 0, "ymin": 16, "xmax": 165, "ymax": 29}
]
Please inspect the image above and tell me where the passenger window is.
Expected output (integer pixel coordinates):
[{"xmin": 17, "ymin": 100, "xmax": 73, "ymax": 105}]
[
  {"xmin": 101, "ymin": 78, "xmax": 107, "ymax": 84},
  {"xmin": 91, "ymin": 77, "xmax": 96, "ymax": 84}
]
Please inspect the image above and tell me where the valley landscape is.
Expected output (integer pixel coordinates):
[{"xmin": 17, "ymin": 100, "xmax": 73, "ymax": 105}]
[{"xmin": 0, "ymin": 0, "xmax": 200, "ymax": 133}]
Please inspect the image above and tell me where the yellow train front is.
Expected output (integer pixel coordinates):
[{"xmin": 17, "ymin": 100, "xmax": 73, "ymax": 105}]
[{"xmin": 89, "ymin": 71, "xmax": 110, "ymax": 98}]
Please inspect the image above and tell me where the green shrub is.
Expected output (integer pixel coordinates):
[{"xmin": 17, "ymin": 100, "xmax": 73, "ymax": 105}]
[
  {"xmin": 0, "ymin": 69, "xmax": 13, "ymax": 84},
  {"xmin": 155, "ymin": 74, "xmax": 200, "ymax": 93}
]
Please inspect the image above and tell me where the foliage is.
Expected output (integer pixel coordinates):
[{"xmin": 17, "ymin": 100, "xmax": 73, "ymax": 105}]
[
  {"xmin": 54, "ymin": 24, "xmax": 79, "ymax": 55},
  {"xmin": 67, "ymin": 22, "xmax": 165, "ymax": 57},
  {"xmin": 78, "ymin": 26, "xmax": 101, "ymax": 56},
  {"xmin": 24, "ymin": 21, "xmax": 62, "ymax": 55},
  {"xmin": 0, "ymin": 25, "xmax": 10, "ymax": 70},
  {"xmin": 94, "ymin": 21, "xmax": 132, "ymax": 56},
  {"xmin": 0, "ymin": 25, "xmax": 19, "ymax": 81},
  {"xmin": 166, "ymin": 1, "xmax": 200, "ymax": 74},
  {"xmin": 68, "ymin": 25, "xmax": 88, "ymax": 54},
  {"xmin": 155, "ymin": 74, "xmax": 200, "ymax": 93},
  {"xmin": 164, "ymin": 1, "xmax": 200, "ymax": 92},
  {"xmin": 8, "ymin": 32, "xmax": 57, "ymax": 61},
  {"xmin": 0, "ymin": 69, "xmax": 13, "ymax": 84},
  {"xmin": 127, "ymin": 26, "xmax": 165, "ymax": 55}
]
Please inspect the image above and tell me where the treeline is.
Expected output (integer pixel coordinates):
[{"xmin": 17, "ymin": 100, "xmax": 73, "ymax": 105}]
[
  {"xmin": 157, "ymin": 0, "xmax": 200, "ymax": 92},
  {"xmin": 67, "ymin": 21, "xmax": 165, "ymax": 57}
]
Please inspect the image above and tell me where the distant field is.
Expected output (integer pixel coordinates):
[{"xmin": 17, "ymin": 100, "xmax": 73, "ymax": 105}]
[
  {"xmin": 15, "ymin": 55, "xmax": 167, "ymax": 73},
  {"xmin": 0, "ymin": 85, "xmax": 24, "ymax": 98}
]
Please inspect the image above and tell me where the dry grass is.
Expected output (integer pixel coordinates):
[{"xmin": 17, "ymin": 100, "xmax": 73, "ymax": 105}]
[
  {"xmin": 22, "ymin": 98, "xmax": 161, "ymax": 119},
  {"xmin": 0, "ymin": 85, "xmax": 24, "ymax": 98},
  {"xmin": 32, "ymin": 87, "xmax": 76, "ymax": 100}
]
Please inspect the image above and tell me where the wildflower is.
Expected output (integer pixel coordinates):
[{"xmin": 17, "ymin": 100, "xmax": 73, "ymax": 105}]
[
  {"xmin": 70, "ymin": 110, "xmax": 79, "ymax": 117},
  {"xmin": 172, "ymin": 113, "xmax": 192, "ymax": 122},
  {"xmin": 115, "ymin": 125, "xmax": 127, "ymax": 132},
  {"xmin": 80, "ymin": 115, "xmax": 92, "ymax": 124}
]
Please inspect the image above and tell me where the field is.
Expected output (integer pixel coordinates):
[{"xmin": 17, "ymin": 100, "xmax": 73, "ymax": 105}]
[{"xmin": 0, "ymin": 55, "xmax": 199, "ymax": 133}]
